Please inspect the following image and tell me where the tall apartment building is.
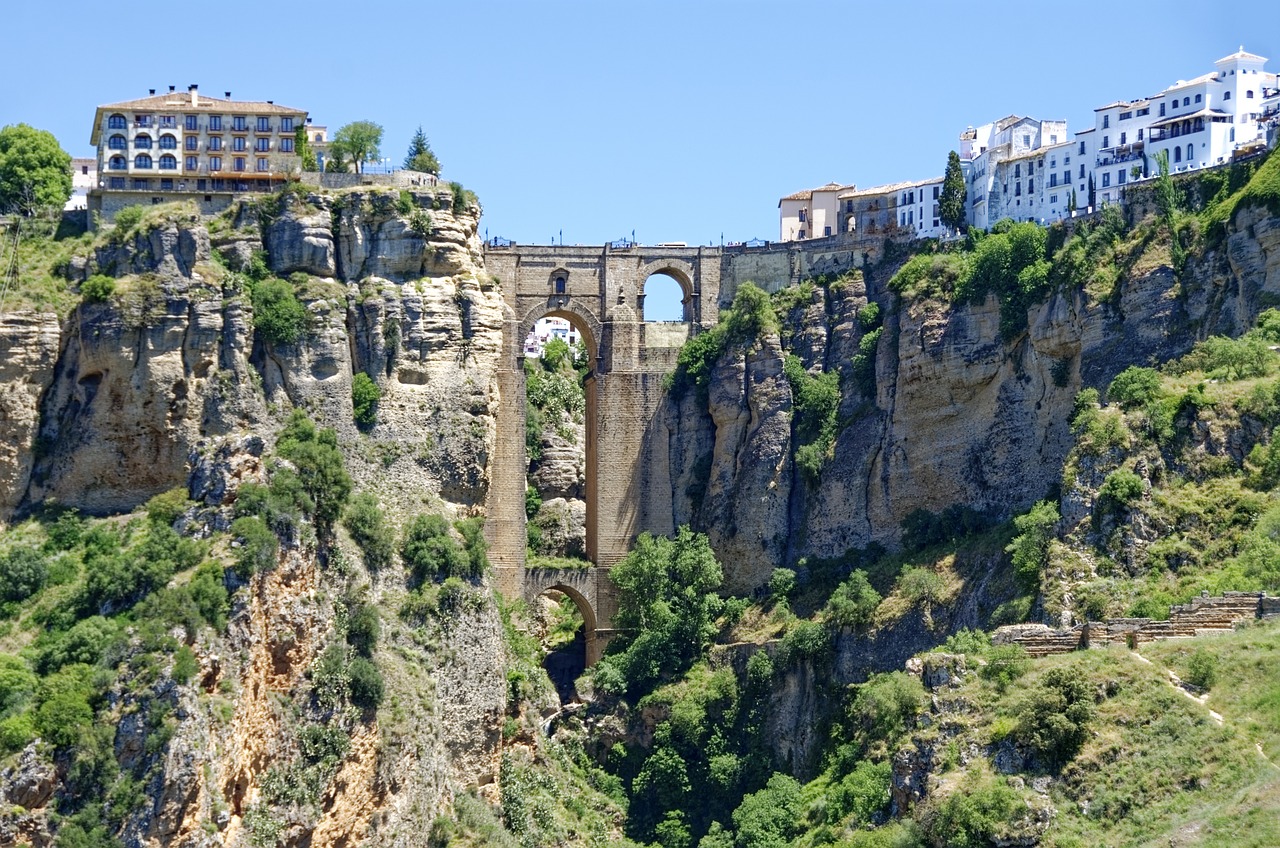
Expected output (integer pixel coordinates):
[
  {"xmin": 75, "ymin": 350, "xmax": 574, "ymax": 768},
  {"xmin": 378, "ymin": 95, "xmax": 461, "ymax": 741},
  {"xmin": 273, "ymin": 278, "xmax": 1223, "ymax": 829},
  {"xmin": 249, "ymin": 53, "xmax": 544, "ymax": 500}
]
[{"xmin": 88, "ymin": 85, "xmax": 307, "ymax": 222}]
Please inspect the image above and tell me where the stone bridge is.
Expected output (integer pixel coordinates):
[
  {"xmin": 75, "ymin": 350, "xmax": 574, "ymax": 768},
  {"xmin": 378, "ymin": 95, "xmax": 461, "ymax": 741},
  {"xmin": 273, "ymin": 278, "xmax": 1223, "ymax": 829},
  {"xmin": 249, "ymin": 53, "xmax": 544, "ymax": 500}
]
[{"xmin": 483, "ymin": 234, "xmax": 890, "ymax": 660}]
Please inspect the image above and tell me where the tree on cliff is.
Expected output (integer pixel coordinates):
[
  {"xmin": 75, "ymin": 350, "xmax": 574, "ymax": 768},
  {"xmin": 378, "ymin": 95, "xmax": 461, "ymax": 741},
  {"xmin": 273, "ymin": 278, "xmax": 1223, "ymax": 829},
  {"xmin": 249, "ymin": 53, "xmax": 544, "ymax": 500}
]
[
  {"xmin": 939, "ymin": 150, "xmax": 967, "ymax": 233},
  {"xmin": 331, "ymin": 121, "xmax": 383, "ymax": 174},
  {"xmin": 403, "ymin": 126, "xmax": 440, "ymax": 175},
  {"xmin": 0, "ymin": 124, "xmax": 71, "ymax": 216},
  {"xmin": 294, "ymin": 126, "xmax": 318, "ymax": 172}
]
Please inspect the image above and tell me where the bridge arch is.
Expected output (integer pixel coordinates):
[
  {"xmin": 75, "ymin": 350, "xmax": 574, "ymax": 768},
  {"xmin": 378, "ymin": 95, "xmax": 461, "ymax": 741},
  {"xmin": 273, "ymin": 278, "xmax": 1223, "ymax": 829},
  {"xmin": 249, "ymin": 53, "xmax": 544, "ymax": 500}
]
[
  {"xmin": 516, "ymin": 299, "xmax": 604, "ymax": 367},
  {"xmin": 638, "ymin": 258, "xmax": 698, "ymax": 323}
]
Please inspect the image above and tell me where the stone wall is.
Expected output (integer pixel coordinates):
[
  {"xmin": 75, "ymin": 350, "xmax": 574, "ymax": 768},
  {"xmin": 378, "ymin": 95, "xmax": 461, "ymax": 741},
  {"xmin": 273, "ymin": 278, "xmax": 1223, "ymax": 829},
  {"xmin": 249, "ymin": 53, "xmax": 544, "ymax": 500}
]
[
  {"xmin": 298, "ymin": 171, "xmax": 440, "ymax": 190},
  {"xmin": 992, "ymin": 592, "xmax": 1275, "ymax": 657}
]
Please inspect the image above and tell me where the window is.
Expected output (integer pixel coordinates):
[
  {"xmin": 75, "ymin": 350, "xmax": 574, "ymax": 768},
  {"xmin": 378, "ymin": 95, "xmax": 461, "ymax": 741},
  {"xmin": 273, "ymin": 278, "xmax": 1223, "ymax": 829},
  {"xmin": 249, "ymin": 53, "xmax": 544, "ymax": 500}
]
[
  {"xmin": 185, "ymin": 156, "xmax": 198, "ymax": 170},
  {"xmin": 1028, "ymin": 161, "xmax": 1035, "ymax": 175},
  {"xmin": 132, "ymin": 179, "xmax": 148, "ymax": 189},
  {"xmin": 1079, "ymin": 140, "xmax": 1086, "ymax": 154},
  {"xmin": 281, "ymin": 117, "xmax": 293, "ymax": 132},
  {"xmin": 1224, "ymin": 91, "xmax": 1233, "ymax": 101},
  {"xmin": 1103, "ymin": 115, "xmax": 1110, "ymax": 128},
  {"xmin": 1118, "ymin": 169, "xmax": 1125, "ymax": 184},
  {"xmin": 1138, "ymin": 129, "xmax": 1144, "ymax": 141},
  {"xmin": 134, "ymin": 114, "xmax": 152, "ymax": 127},
  {"xmin": 233, "ymin": 136, "xmax": 246, "ymax": 151},
  {"xmin": 1050, "ymin": 173, "xmax": 1058, "ymax": 187},
  {"xmin": 159, "ymin": 116, "xmax": 175, "ymax": 129},
  {"xmin": 110, "ymin": 177, "xmax": 125, "ymax": 189},
  {"xmin": 1160, "ymin": 103, "xmax": 1166, "ymax": 116},
  {"xmin": 1050, "ymin": 194, "xmax": 1058, "ymax": 204},
  {"xmin": 1137, "ymin": 107, "xmax": 1149, "ymax": 116},
  {"xmin": 1079, "ymin": 164, "xmax": 1085, "ymax": 179},
  {"xmin": 209, "ymin": 156, "xmax": 222, "ymax": 171},
  {"xmin": 1028, "ymin": 179, "xmax": 1034, "ymax": 193},
  {"xmin": 234, "ymin": 157, "xmax": 246, "ymax": 172},
  {"xmin": 280, "ymin": 138, "xmax": 293, "ymax": 153},
  {"xmin": 159, "ymin": 134, "xmax": 177, "ymax": 150},
  {"xmin": 255, "ymin": 137, "xmax": 270, "ymax": 152},
  {"xmin": 108, "ymin": 113, "xmax": 126, "ymax": 129},
  {"xmin": 108, "ymin": 134, "xmax": 127, "ymax": 150},
  {"xmin": 1050, "ymin": 134, "xmax": 1058, "ymax": 144},
  {"xmin": 1183, "ymin": 97, "xmax": 1190, "ymax": 106},
  {"xmin": 909, "ymin": 190, "xmax": 915, "ymax": 204},
  {"xmin": 932, "ymin": 186, "xmax": 939, "ymax": 199},
  {"xmin": 185, "ymin": 115, "xmax": 198, "ymax": 131},
  {"xmin": 1102, "ymin": 136, "xmax": 1109, "ymax": 148},
  {"xmin": 1174, "ymin": 147, "xmax": 1182, "ymax": 163},
  {"xmin": 208, "ymin": 136, "xmax": 222, "ymax": 151},
  {"xmin": 1015, "ymin": 182, "xmax": 1022, "ymax": 196},
  {"xmin": 160, "ymin": 178, "xmax": 173, "ymax": 190},
  {"xmin": 233, "ymin": 116, "xmax": 246, "ymax": 131},
  {"xmin": 134, "ymin": 134, "xmax": 152, "ymax": 149},
  {"xmin": 798, "ymin": 229, "xmax": 805, "ymax": 239},
  {"xmin": 134, "ymin": 153, "xmax": 153, "ymax": 169},
  {"xmin": 1015, "ymin": 164, "xmax": 1021, "ymax": 177},
  {"xmin": 1063, "ymin": 171, "xmax": 1070, "ymax": 184},
  {"xmin": 1119, "ymin": 111, "xmax": 1132, "ymax": 120},
  {"xmin": 185, "ymin": 136, "xmax": 198, "ymax": 151},
  {"xmin": 256, "ymin": 157, "xmax": 269, "ymax": 172},
  {"xmin": 798, "ymin": 209, "xmax": 806, "ymax": 222},
  {"xmin": 256, "ymin": 117, "xmax": 270, "ymax": 132},
  {"xmin": 314, "ymin": 133, "xmax": 323, "ymax": 143},
  {"xmin": 1186, "ymin": 143, "xmax": 1194, "ymax": 161},
  {"xmin": 1022, "ymin": 134, "xmax": 1030, "ymax": 146},
  {"xmin": 208, "ymin": 116, "xmax": 222, "ymax": 131},
  {"xmin": 908, "ymin": 210, "xmax": 914, "ymax": 224},
  {"xmin": 159, "ymin": 154, "xmax": 177, "ymax": 170},
  {"xmin": 823, "ymin": 226, "xmax": 831, "ymax": 236},
  {"xmin": 845, "ymin": 200, "xmax": 853, "ymax": 213},
  {"xmin": 1247, "ymin": 90, "xmax": 1255, "ymax": 99},
  {"xmin": 554, "ymin": 276, "xmax": 566, "ymax": 294},
  {"xmin": 1102, "ymin": 172, "xmax": 1110, "ymax": 187},
  {"xmin": 1195, "ymin": 94, "xmax": 1202, "ymax": 103},
  {"xmin": 109, "ymin": 156, "xmax": 126, "ymax": 170}
]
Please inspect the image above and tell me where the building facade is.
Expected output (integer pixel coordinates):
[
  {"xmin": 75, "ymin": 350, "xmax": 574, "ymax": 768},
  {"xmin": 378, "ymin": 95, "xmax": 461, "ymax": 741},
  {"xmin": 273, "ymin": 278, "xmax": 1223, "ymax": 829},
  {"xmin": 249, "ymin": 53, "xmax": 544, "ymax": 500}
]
[
  {"xmin": 778, "ymin": 182, "xmax": 854, "ymax": 241},
  {"xmin": 88, "ymin": 86, "xmax": 306, "ymax": 222},
  {"xmin": 66, "ymin": 158, "xmax": 96, "ymax": 211}
]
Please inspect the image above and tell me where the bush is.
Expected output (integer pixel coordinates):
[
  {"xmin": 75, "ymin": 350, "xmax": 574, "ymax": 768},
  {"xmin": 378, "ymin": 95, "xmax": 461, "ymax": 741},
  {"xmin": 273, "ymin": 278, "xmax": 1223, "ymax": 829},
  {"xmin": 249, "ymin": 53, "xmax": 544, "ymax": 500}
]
[
  {"xmin": 1185, "ymin": 648, "xmax": 1218, "ymax": 689},
  {"xmin": 851, "ymin": 327, "xmax": 882, "ymax": 395},
  {"xmin": 229, "ymin": 516, "xmax": 278, "ymax": 577},
  {"xmin": 1107, "ymin": 366, "xmax": 1164, "ymax": 409},
  {"xmin": 80, "ymin": 274, "xmax": 115, "ymax": 303},
  {"xmin": 848, "ymin": 672, "xmax": 925, "ymax": 754},
  {"xmin": 346, "ymin": 603, "xmax": 379, "ymax": 657},
  {"xmin": 34, "ymin": 666, "xmax": 96, "ymax": 748},
  {"xmin": 897, "ymin": 566, "xmax": 946, "ymax": 606},
  {"xmin": 924, "ymin": 775, "xmax": 1026, "ymax": 848},
  {"xmin": 1099, "ymin": 469, "xmax": 1144, "ymax": 507},
  {"xmin": 171, "ymin": 646, "xmax": 198, "ymax": 684},
  {"xmin": 1006, "ymin": 500, "xmax": 1059, "ymax": 586},
  {"xmin": 1012, "ymin": 666, "xmax": 1094, "ymax": 769},
  {"xmin": 0, "ymin": 547, "xmax": 48, "ymax": 602},
  {"xmin": 275, "ymin": 411, "xmax": 352, "ymax": 533},
  {"xmin": 777, "ymin": 619, "xmax": 829, "ymax": 666},
  {"xmin": 251, "ymin": 278, "xmax": 308, "ymax": 345},
  {"xmin": 768, "ymin": 568, "xmax": 797, "ymax": 604},
  {"xmin": 113, "ymin": 205, "xmax": 144, "ymax": 232},
  {"xmin": 401, "ymin": 513, "xmax": 473, "ymax": 582},
  {"xmin": 826, "ymin": 570, "xmax": 881, "ymax": 628},
  {"xmin": 351, "ymin": 372, "xmax": 380, "ymax": 426},
  {"xmin": 732, "ymin": 773, "xmax": 803, "ymax": 848},
  {"xmin": 344, "ymin": 492, "xmax": 394, "ymax": 571},
  {"xmin": 525, "ymin": 485, "xmax": 542, "ymax": 520},
  {"xmin": 145, "ymin": 486, "xmax": 190, "ymax": 526},
  {"xmin": 980, "ymin": 644, "xmax": 1031, "ymax": 691},
  {"xmin": 0, "ymin": 654, "xmax": 36, "ymax": 714},
  {"xmin": 347, "ymin": 656, "xmax": 384, "ymax": 709}
]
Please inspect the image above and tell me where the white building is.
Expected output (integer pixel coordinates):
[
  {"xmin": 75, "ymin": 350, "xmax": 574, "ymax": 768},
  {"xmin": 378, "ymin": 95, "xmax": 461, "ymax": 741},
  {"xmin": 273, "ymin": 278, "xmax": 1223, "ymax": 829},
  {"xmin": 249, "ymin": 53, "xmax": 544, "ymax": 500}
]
[
  {"xmin": 778, "ymin": 182, "xmax": 855, "ymax": 241},
  {"xmin": 524, "ymin": 317, "xmax": 581, "ymax": 358},
  {"xmin": 66, "ymin": 158, "xmax": 96, "ymax": 211},
  {"xmin": 960, "ymin": 116, "xmax": 1068, "ymax": 230}
]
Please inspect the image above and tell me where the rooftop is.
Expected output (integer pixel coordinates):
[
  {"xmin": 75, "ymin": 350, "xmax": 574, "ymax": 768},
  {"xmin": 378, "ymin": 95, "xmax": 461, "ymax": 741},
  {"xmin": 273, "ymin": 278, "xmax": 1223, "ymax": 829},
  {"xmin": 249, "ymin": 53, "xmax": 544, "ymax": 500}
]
[
  {"xmin": 838, "ymin": 176, "xmax": 940, "ymax": 199},
  {"xmin": 1215, "ymin": 47, "xmax": 1268, "ymax": 65}
]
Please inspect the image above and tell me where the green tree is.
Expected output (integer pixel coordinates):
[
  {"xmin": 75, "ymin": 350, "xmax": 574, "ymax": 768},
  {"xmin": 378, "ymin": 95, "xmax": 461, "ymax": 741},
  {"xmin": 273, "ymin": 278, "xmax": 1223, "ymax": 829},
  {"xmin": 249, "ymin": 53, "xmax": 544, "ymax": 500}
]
[
  {"xmin": 344, "ymin": 492, "xmax": 394, "ymax": 571},
  {"xmin": 1153, "ymin": 149, "xmax": 1186, "ymax": 269},
  {"xmin": 331, "ymin": 121, "xmax": 384, "ymax": 174},
  {"xmin": 0, "ymin": 124, "xmax": 72, "ymax": 215},
  {"xmin": 400, "ymin": 513, "xmax": 472, "ymax": 582},
  {"xmin": 351, "ymin": 372, "xmax": 380, "ymax": 426},
  {"xmin": 403, "ymin": 125, "xmax": 441, "ymax": 174},
  {"xmin": 294, "ymin": 126, "xmax": 318, "ymax": 172},
  {"xmin": 1006, "ymin": 500, "xmax": 1059, "ymax": 585},
  {"xmin": 1087, "ymin": 172, "xmax": 1096, "ymax": 210},
  {"xmin": 274, "ymin": 411, "xmax": 352, "ymax": 534},
  {"xmin": 940, "ymin": 150, "xmax": 968, "ymax": 232}
]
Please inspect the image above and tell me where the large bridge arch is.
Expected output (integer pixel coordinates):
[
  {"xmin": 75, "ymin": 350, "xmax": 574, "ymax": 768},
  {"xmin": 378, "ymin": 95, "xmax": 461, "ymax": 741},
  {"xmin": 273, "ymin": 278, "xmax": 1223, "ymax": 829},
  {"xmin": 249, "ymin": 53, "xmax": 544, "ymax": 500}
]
[
  {"xmin": 515, "ymin": 299, "xmax": 605, "ymax": 366},
  {"xmin": 637, "ymin": 258, "xmax": 698, "ymax": 323}
]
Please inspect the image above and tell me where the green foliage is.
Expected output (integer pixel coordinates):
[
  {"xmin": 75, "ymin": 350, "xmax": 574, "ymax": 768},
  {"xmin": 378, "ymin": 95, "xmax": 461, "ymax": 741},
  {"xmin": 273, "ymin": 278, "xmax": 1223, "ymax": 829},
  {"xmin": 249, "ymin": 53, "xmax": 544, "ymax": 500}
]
[
  {"xmin": 347, "ymin": 656, "xmax": 384, "ymax": 709},
  {"xmin": 1107, "ymin": 366, "xmax": 1164, "ymax": 409},
  {"xmin": 455, "ymin": 516, "xmax": 490, "ymax": 575},
  {"xmin": 668, "ymin": 283, "xmax": 778, "ymax": 399},
  {"xmin": 409, "ymin": 209, "xmax": 433, "ymax": 237},
  {"xmin": 112, "ymin": 205, "xmax": 144, "ymax": 233},
  {"xmin": 767, "ymin": 568, "xmax": 796, "ymax": 605},
  {"xmin": 0, "ymin": 654, "xmax": 36, "ymax": 715},
  {"xmin": 777, "ymin": 619, "xmax": 830, "ymax": 666},
  {"xmin": 404, "ymin": 126, "xmax": 441, "ymax": 174},
  {"xmin": 783, "ymin": 354, "xmax": 841, "ymax": 481},
  {"xmin": 847, "ymin": 672, "xmax": 925, "ymax": 756},
  {"xmin": 594, "ymin": 527, "xmax": 723, "ymax": 695},
  {"xmin": 36, "ymin": 616, "xmax": 116, "ymax": 673},
  {"xmin": 79, "ymin": 524, "xmax": 199, "ymax": 614},
  {"xmin": 351, "ymin": 372, "xmax": 381, "ymax": 426},
  {"xmin": 229, "ymin": 515, "xmax": 278, "ymax": 577},
  {"xmin": 1185, "ymin": 648, "xmax": 1218, "ymax": 690},
  {"xmin": 851, "ymin": 327, "xmax": 882, "ymax": 396},
  {"xmin": 80, "ymin": 274, "xmax": 115, "ymax": 304},
  {"xmin": 295, "ymin": 125, "xmax": 318, "ymax": 172},
  {"xmin": 1012, "ymin": 666, "xmax": 1094, "ymax": 769},
  {"xmin": 250, "ymin": 277, "xmax": 308, "ymax": 345},
  {"xmin": 980, "ymin": 644, "xmax": 1031, "ymax": 691},
  {"xmin": 1175, "ymin": 333, "xmax": 1276, "ymax": 381},
  {"xmin": 1099, "ymin": 469, "xmax": 1144, "ymax": 507},
  {"xmin": 858, "ymin": 301, "xmax": 882, "ymax": 332},
  {"xmin": 900, "ymin": 505, "xmax": 993, "ymax": 552},
  {"xmin": 346, "ymin": 603, "xmax": 380, "ymax": 657},
  {"xmin": 400, "ymin": 513, "xmax": 476, "ymax": 583},
  {"xmin": 171, "ymin": 646, "xmax": 198, "ymax": 684},
  {"xmin": 940, "ymin": 150, "xmax": 968, "ymax": 232},
  {"xmin": 331, "ymin": 120, "xmax": 384, "ymax": 173},
  {"xmin": 825, "ymin": 570, "xmax": 882, "ymax": 629},
  {"xmin": 275, "ymin": 411, "xmax": 352, "ymax": 533},
  {"xmin": 0, "ymin": 123, "xmax": 72, "ymax": 215},
  {"xmin": 924, "ymin": 772, "xmax": 1026, "ymax": 848},
  {"xmin": 888, "ymin": 252, "xmax": 971, "ymax": 301},
  {"xmin": 525, "ymin": 485, "xmax": 542, "ymax": 520},
  {"xmin": 343, "ymin": 492, "xmax": 394, "ymax": 571},
  {"xmin": 34, "ymin": 665, "xmax": 96, "ymax": 748},
  {"xmin": 0, "ymin": 546, "xmax": 47, "ymax": 602},
  {"xmin": 396, "ymin": 189, "xmax": 414, "ymax": 215},
  {"xmin": 731, "ymin": 773, "xmax": 803, "ymax": 848},
  {"xmin": 145, "ymin": 486, "xmax": 190, "ymax": 526},
  {"xmin": 1006, "ymin": 500, "xmax": 1059, "ymax": 586}
]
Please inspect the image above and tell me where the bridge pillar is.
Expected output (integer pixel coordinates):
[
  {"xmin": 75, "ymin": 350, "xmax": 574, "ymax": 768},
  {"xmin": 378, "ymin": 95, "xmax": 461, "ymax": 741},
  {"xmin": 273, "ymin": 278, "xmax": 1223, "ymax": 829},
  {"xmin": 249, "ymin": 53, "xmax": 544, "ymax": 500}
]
[{"xmin": 486, "ymin": 306, "xmax": 528, "ymax": 593}]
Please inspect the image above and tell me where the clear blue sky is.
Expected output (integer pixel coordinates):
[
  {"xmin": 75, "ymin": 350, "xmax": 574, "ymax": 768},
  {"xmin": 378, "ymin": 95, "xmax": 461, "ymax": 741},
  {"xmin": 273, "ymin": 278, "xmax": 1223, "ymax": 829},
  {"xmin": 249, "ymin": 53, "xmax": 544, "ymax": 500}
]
[{"xmin": 1, "ymin": 2, "xmax": 1274, "ymax": 248}]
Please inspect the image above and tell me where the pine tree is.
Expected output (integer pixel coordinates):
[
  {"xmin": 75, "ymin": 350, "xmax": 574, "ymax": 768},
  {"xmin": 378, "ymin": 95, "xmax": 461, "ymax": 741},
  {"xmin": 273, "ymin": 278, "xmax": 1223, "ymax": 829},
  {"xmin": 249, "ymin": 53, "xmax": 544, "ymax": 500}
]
[
  {"xmin": 403, "ymin": 126, "xmax": 440, "ymax": 175},
  {"xmin": 939, "ymin": 150, "xmax": 967, "ymax": 233},
  {"xmin": 1068, "ymin": 189, "xmax": 1077, "ymax": 214},
  {"xmin": 1087, "ymin": 173, "xmax": 1096, "ymax": 211}
]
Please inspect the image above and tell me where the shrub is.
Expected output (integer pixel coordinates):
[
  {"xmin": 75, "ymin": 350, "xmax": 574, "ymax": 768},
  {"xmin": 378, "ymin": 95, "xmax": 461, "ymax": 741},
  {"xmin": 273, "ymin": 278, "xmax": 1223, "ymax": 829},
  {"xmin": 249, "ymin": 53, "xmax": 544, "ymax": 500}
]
[
  {"xmin": 351, "ymin": 372, "xmax": 380, "ymax": 426},
  {"xmin": 1099, "ymin": 469, "xmax": 1144, "ymax": 507},
  {"xmin": 397, "ymin": 189, "xmax": 414, "ymax": 215},
  {"xmin": 858, "ymin": 301, "xmax": 882, "ymax": 332},
  {"xmin": 347, "ymin": 656, "xmax": 384, "ymax": 709},
  {"xmin": 343, "ymin": 492, "xmax": 394, "ymax": 571},
  {"xmin": 1012, "ymin": 666, "xmax": 1094, "ymax": 769},
  {"xmin": 37, "ymin": 616, "xmax": 115, "ymax": 673},
  {"xmin": 732, "ymin": 773, "xmax": 803, "ymax": 848},
  {"xmin": 346, "ymin": 603, "xmax": 379, "ymax": 657},
  {"xmin": 897, "ymin": 566, "xmax": 946, "ymax": 606},
  {"xmin": 827, "ymin": 760, "xmax": 892, "ymax": 826},
  {"xmin": 408, "ymin": 210, "xmax": 433, "ymax": 238},
  {"xmin": 113, "ymin": 205, "xmax": 144, "ymax": 232},
  {"xmin": 848, "ymin": 672, "xmax": 925, "ymax": 754},
  {"xmin": 980, "ymin": 644, "xmax": 1031, "ymax": 691},
  {"xmin": 851, "ymin": 327, "xmax": 882, "ymax": 395},
  {"xmin": 229, "ymin": 516, "xmax": 278, "ymax": 577},
  {"xmin": 34, "ymin": 666, "xmax": 96, "ymax": 748},
  {"xmin": 80, "ymin": 274, "xmax": 115, "ymax": 303},
  {"xmin": 275, "ymin": 411, "xmax": 352, "ymax": 533},
  {"xmin": 0, "ymin": 547, "xmax": 48, "ymax": 602},
  {"xmin": 0, "ymin": 654, "xmax": 36, "ymax": 714},
  {"xmin": 778, "ymin": 619, "xmax": 829, "ymax": 666},
  {"xmin": 455, "ymin": 516, "xmax": 490, "ymax": 575},
  {"xmin": 826, "ymin": 570, "xmax": 881, "ymax": 629},
  {"xmin": 250, "ymin": 278, "xmax": 308, "ymax": 345},
  {"xmin": 1107, "ymin": 366, "xmax": 1164, "ymax": 409},
  {"xmin": 171, "ymin": 646, "xmax": 198, "ymax": 684},
  {"xmin": 524, "ymin": 485, "xmax": 542, "ymax": 520},
  {"xmin": 768, "ymin": 568, "xmax": 797, "ymax": 604},
  {"xmin": 145, "ymin": 486, "xmax": 190, "ymax": 526},
  {"xmin": 1006, "ymin": 500, "xmax": 1059, "ymax": 586},
  {"xmin": 401, "ymin": 513, "xmax": 472, "ymax": 582},
  {"xmin": 1185, "ymin": 648, "xmax": 1218, "ymax": 689},
  {"xmin": 924, "ymin": 774, "xmax": 1025, "ymax": 848}
]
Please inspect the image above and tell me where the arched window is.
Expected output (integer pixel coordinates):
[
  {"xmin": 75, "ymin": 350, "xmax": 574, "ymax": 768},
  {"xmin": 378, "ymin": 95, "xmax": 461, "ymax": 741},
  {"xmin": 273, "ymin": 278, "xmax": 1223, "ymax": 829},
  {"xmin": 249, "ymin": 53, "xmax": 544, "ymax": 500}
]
[
  {"xmin": 1195, "ymin": 118, "xmax": 1204, "ymax": 132},
  {"xmin": 1182, "ymin": 97, "xmax": 1190, "ymax": 106},
  {"xmin": 159, "ymin": 154, "xmax": 177, "ymax": 170},
  {"xmin": 108, "ymin": 134, "xmax": 127, "ymax": 150},
  {"xmin": 134, "ymin": 153, "xmax": 153, "ymax": 169},
  {"xmin": 1186, "ymin": 143, "xmax": 1194, "ymax": 162},
  {"xmin": 1225, "ymin": 91, "xmax": 1232, "ymax": 100},
  {"xmin": 1174, "ymin": 147, "xmax": 1182, "ymax": 163},
  {"xmin": 107, "ymin": 113, "xmax": 126, "ymax": 129},
  {"xmin": 109, "ymin": 156, "xmax": 126, "ymax": 171},
  {"xmin": 1195, "ymin": 94, "xmax": 1202, "ymax": 103},
  {"xmin": 1247, "ymin": 90, "xmax": 1255, "ymax": 99},
  {"xmin": 159, "ymin": 134, "xmax": 177, "ymax": 150},
  {"xmin": 134, "ymin": 134, "xmax": 152, "ymax": 149},
  {"xmin": 555, "ymin": 276, "xmax": 566, "ymax": 294}
]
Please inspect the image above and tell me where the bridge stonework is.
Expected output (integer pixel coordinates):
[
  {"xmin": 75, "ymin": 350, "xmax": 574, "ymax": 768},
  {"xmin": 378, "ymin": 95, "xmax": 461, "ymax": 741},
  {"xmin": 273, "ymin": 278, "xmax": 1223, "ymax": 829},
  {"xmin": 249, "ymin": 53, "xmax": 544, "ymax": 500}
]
[{"xmin": 483, "ymin": 233, "xmax": 891, "ymax": 660}]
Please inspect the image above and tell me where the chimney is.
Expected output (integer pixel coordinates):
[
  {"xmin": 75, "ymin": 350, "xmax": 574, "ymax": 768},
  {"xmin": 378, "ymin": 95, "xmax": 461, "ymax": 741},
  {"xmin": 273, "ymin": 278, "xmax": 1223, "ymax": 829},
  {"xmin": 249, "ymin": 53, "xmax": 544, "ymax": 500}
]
[
  {"xmin": 267, "ymin": 100, "xmax": 273, "ymax": 105},
  {"xmin": 225, "ymin": 91, "xmax": 231, "ymax": 99},
  {"xmin": 306, "ymin": 118, "xmax": 313, "ymax": 125},
  {"xmin": 189, "ymin": 84, "xmax": 199, "ymax": 107},
  {"xmin": 149, "ymin": 88, "xmax": 155, "ymax": 95},
  {"xmin": 169, "ymin": 85, "xmax": 175, "ymax": 92}
]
